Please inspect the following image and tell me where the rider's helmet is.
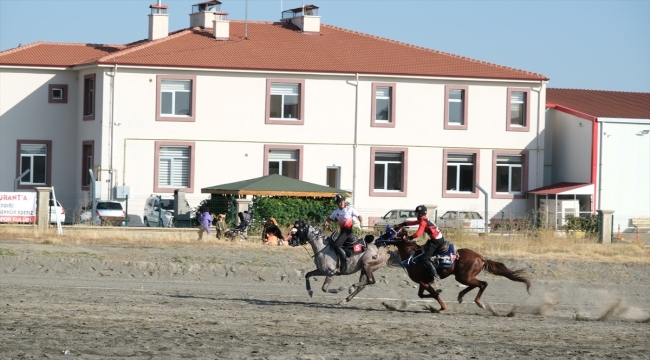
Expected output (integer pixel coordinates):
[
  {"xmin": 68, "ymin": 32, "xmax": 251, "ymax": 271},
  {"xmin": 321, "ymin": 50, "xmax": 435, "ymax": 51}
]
[
  {"xmin": 334, "ymin": 194, "xmax": 345, "ymax": 203},
  {"xmin": 415, "ymin": 205, "xmax": 428, "ymax": 216}
]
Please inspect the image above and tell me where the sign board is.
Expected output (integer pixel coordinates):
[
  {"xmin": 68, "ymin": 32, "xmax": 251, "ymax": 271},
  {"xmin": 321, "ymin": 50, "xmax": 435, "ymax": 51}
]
[{"xmin": 0, "ymin": 192, "xmax": 37, "ymax": 223}]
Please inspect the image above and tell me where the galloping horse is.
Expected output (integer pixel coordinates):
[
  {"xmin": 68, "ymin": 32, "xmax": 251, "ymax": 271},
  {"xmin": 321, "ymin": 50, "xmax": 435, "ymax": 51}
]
[
  {"xmin": 300, "ymin": 225, "xmax": 390, "ymax": 303},
  {"xmin": 377, "ymin": 227, "xmax": 530, "ymax": 312}
]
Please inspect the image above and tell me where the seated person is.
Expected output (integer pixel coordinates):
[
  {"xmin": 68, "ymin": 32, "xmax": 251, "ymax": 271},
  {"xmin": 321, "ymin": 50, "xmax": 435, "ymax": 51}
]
[
  {"xmin": 287, "ymin": 220, "xmax": 303, "ymax": 246},
  {"xmin": 234, "ymin": 211, "xmax": 250, "ymax": 232},
  {"xmin": 263, "ymin": 217, "xmax": 284, "ymax": 246}
]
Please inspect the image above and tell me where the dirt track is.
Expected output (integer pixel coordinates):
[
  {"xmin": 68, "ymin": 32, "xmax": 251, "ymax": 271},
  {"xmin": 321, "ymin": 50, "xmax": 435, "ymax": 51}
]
[{"xmin": 1, "ymin": 240, "xmax": 649, "ymax": 359}]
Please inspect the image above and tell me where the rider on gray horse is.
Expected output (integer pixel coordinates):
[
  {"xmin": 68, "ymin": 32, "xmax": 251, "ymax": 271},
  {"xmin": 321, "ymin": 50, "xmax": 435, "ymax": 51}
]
[
  {"xmin": 324, "ymin": 194, "xmax": 363, "ymax": 273},
  {"xmin": 395, "ymin": 205, "xmax": 446, "ymax": 285}
]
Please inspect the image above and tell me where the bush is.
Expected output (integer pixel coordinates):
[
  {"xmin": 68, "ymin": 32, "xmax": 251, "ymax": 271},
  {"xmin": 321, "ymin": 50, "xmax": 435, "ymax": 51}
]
[
  {"xmin": 562, "ymin": 214, "xmax": 598, "ymax": 233},
  {"xmin": 250, "ymin": 196, "xmax": 337, "ymax": 227}
]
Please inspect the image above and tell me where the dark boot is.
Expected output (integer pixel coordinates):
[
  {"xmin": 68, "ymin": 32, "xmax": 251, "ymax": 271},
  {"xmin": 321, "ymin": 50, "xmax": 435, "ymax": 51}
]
[
  {"xmin": 422, "ymin": 258, "xmax": 440, "ymax": 282},
  {"xmin": 334, "ymin": 246, "xmax": 348, "ymax": 273}
]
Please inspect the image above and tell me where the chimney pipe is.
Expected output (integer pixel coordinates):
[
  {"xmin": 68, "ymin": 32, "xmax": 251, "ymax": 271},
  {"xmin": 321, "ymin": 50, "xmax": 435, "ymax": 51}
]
[
  {"xmin": 213, "ymin": 12, "xmax": 230, "ymax": 40},
  {"xmin": 148, "ymin": 3, "xmax": 169, "ymax": 41}
]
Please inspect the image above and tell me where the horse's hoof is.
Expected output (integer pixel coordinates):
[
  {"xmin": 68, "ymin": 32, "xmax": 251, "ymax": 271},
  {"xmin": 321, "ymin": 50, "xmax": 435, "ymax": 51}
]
[
  {"xmin": 458, "ymin": 298, "xmax": 463, "ymax": 304},
  {"xmin": 338, "ymin": 299, "xmax": 349, "ymax": 305},
  {"xmin": 477, "ymin": 302, "xmax": 486, "ymax": 309},
  {"xmin": 308, "ymin": 290, "xmax": 313, "ymax": 298}
]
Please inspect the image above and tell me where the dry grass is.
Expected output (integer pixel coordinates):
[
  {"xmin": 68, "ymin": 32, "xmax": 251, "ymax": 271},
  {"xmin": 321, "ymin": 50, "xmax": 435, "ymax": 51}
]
[
  {"xmin": 1, "ymin": 225, "xmax": 648, "ymax": 263},
  {"xmin": 445, "ymin": 228, "xmax": 650, "ymax": 263}
]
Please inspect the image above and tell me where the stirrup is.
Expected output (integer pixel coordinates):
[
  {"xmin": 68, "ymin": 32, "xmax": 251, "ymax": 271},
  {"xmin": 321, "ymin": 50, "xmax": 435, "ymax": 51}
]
[{"xmin": 400, "ymin": 252, "xmax": 415, "ymax": 267}]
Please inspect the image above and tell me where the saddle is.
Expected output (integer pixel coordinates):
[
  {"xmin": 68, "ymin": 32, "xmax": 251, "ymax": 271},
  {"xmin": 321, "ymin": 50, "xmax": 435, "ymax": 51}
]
[
  {"xmin": 402, "ymin": 242, "xmax": 457, "ymax": 269},
  {"xmin": 330, "ymin": 231, "xmax": 368, "ymax": 257}
]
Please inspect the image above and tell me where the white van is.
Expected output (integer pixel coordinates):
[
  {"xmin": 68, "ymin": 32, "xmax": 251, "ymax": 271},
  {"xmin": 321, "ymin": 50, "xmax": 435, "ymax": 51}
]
[{"xmin": 143, "ymin": 195, "xmax": 175, "ymax": 227}]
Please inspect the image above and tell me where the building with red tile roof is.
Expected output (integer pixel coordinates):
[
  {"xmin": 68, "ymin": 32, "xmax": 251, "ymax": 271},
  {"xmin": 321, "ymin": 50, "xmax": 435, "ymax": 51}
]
[
  {"xmin": 1, "ymin": 2, "xmax": 551, "ymax": 227},
  {"xmin": 544, "ymin": 88, "xmax": 650, "ymax": 231}
]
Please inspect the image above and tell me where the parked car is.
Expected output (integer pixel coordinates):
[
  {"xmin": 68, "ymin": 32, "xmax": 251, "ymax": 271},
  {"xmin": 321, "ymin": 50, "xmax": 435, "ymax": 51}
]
[
  {"xmin": 373, "ymin": 209, "xmax": 419, "ymax": 232},
  {"xmin": 143, "ymin": 195, "xmax": 175, "ymax": 227},
  {"xmin": 48, "ymin": 199, "xmax": 65, "ymax": 224},
  {"xmin": 80, "ymin": 201, "xmax": 126, "ymax": 226},
  {"xmin": 437, "ymin": 210, "xmax": 488, "ymax": 233}
]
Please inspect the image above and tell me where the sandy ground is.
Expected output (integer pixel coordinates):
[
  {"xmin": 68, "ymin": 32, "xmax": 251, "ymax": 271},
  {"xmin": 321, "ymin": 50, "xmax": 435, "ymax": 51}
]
[{"xmin": 0, "ymin": 239, "xmax": 649, "ymax": 359}]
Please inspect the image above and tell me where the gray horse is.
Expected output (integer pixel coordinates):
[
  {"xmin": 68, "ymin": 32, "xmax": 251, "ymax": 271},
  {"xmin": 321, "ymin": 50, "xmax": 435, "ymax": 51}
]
[{"xmin": 301, "ymin": 225, "xmax": 390, "ymax": 303}]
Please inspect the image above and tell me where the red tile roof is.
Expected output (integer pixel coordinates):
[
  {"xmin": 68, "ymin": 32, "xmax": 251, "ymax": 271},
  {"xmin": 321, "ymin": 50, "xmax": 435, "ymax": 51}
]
[
  {"xmin": 0, "ymin": 22, "xmax": 547, "ymax": 81},
  {"xmin": 528, "ymin": 182, "xmax": 592, "ymax": 195},
  {"xmin": 547, "ymin": 88, "xmax": 650, "ymax": 119},
  {"xmin": 0, "ymin": 42, "xmax": 125, "ymax": 67}
]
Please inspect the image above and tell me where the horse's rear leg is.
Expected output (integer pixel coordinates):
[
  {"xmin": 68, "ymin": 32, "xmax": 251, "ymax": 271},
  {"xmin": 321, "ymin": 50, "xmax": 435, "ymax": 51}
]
[{"xmin": 455, "ymin": 276, "xmax": 487, "ymax": 309}]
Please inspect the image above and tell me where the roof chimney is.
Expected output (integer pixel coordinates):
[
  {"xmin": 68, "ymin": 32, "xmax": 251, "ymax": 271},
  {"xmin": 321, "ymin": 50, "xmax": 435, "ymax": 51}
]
[
  {"xmin": 213, "ymin": 12, "xmax": 230, "ymax": 40},
  {"xmin": 148, "ymin": 2, "xmax": 169, "ymax": 41},
  {"xmin": 190, "ymin": 1, "xmax": 221, "ymax": 28},
  {"xmin": 281, "ymin": 4, "xmax": 320, "ymax": 34}
]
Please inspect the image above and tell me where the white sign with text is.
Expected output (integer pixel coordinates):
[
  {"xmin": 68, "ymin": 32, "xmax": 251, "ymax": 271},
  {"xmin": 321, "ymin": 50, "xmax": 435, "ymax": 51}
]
[{"xmin": 0, "ymin": 192, "xmax": 37, "ymax": 223}]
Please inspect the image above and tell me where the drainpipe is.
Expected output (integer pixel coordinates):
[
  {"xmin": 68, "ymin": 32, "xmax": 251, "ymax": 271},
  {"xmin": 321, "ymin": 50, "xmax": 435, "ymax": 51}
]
[
  {"xmin": 532, "ymin": 81, "xmax": 544, "ymax": 189},
  {"xmin": 108, "ymin": 64, "xmax": 118, "ymax": 199},
  {"xmin": 353, "ymin": 73, "xmax": 359, "ymax": 204}
]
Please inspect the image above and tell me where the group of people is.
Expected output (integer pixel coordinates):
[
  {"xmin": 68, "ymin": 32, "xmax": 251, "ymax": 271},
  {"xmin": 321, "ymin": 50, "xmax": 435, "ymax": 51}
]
[
  {"xmin": 197, "ymin": 209, "xmax": 250, "ymax": 240},
  {"xmin": 262, "ymin": 219, "xmax": 304, "ymax": 246}
]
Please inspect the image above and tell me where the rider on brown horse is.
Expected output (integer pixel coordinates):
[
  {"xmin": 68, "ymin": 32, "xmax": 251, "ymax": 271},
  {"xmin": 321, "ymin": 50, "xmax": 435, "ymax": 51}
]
[{"xmin": 395, "ymin": 205, "xmax": 447, "ymax": 287}]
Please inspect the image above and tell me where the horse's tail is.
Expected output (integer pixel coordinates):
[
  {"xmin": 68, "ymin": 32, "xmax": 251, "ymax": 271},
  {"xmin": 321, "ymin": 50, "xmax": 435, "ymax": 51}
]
[{"xmin": 483, "ymin": 259, "xmax": 531, "ymax": 294}]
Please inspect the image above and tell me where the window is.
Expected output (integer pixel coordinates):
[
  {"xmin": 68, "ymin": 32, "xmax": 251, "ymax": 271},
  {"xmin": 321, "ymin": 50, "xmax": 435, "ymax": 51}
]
[
  {"xmin": 492, "ymin": 150, "xmax": 528, "ymax": 199},
  {"xmin": 506, "ymin": 88, "xmax": 530, "ymax": 132},
  {"xmin": 156, "ymin": 75, "xmax": 196, "ymax": 122},
  {"xmin": 263, "ymin": 145, "xmax": 303, "ymax": 179},
  {"xmin": 444, "ymin": 85, "xmax": 468, "ymax": 130},
  {"xmin": 16, "ymin": 140, "xmax": 52, "ymax": 189},
  {"xmin": 48, "ymin": 84, "xmax": 68, "ymax": 104},
  {"xmin": 442, "ymin": 149, "xmax": 479, "ymax": 198},
  {"xmin": 265, "ymin": 79, "xmax": 305, "ymax": 125},
  {"xmin": 83, "ymin": 74, "xmax": 95, "ymax": 120},
  {"xmin": 81, "ymin": 141, "xmax": 94, "ymax": 190},
  {"xmin": 371, "ymin": 83, "xmax": 396, "ymax": 128},
  {"xmin": 326, "ymin": 167, "xmax": 340, "ymax": 188},
  {"xmin": 369, "ymin": 147, "xmax": 408, "ymax": 197},
  {"xmin": 154, "ymin": 141, "xmax": 195, "ymax": 193}
]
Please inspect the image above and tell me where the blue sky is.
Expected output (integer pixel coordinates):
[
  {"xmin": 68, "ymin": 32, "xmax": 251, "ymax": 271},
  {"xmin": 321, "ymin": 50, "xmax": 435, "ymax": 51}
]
[{"xmin": 0, "ymin": 0, "xmax": 648, "ymax": 92}]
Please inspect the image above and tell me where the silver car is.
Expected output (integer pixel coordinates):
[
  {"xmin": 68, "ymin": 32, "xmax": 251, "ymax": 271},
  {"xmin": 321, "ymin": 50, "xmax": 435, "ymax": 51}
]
[
  {"xmin": 437, "ymin": 210, "xmax": 488, "ymax": 233},
  {"xmin": 143, "ymin": 195, "xmax": 175, "ymax": 227},
  {"xmin": 373, "ymin": 209, "xmax": 419, "ymax": 233},
  {"xmin": 80, "ymin": 201, "xmax": 126, "ymax": 226}
]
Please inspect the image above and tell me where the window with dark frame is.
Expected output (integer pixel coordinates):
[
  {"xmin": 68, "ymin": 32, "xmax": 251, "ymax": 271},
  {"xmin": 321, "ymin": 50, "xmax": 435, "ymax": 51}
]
[
  {"xmin": 448, "ymin": 89, "xmax": 464, "ymax": 125},
  {"xmin": 83, "ymin": 75, "xmax": 95, "ymax": 118},
  {"xmin": 268, "ymin": 149, "xmax": 298, "ymax": 179},
  {"xmin": 158, "ymin": 146, "xmax": 190, "ymax": 188},
  {"xmin": 496, "ymin": 155, "xmax": 523, "ymax": 194},
  {"xmin": 373, "ymin": 152, "xmax": 403, "ymax": 191},
  {"xmin": 160, "ymin": 79, "xmax": 192, "ymax": 116},
  {"xmin": 82, "ymin": 143, "xmax": 93, "ymax": 187},
  {"xmin": 20, "ymin": 144, "xmax": 47, "ymax": 185},
  {"xmin": 48, "ymin": 84, "xmax": 68, "ymax": 104},
  {"xmin": 446, "ymin": 153, "xmax": 475, "ymax": 193},
  {"xmin": 326, "ymin": 167, "xmax": 340, "ymax": 188},
  {"xmin": 510, "ymin": 91, "xmax": 526, "ymax": 126},
  {"xmin": 269, "ymin": 83, "xmax": 300, "ymax": 120}
]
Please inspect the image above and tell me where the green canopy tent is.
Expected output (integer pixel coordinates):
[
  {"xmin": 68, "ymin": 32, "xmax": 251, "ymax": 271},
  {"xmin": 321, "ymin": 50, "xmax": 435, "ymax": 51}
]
[
  {"xmin": 200, "ymin": 175, "xmax": 351, "ymax": 227},
  {"xmin": 201, "ymin": 174, "xmax": 350, "ymax": 197}
]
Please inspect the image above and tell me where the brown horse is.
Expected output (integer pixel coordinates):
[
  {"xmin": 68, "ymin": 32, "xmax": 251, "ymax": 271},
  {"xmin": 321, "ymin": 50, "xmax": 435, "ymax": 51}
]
[{"xmin": 377, "ymin": 228, "xmax": 530, "ymax": 312}]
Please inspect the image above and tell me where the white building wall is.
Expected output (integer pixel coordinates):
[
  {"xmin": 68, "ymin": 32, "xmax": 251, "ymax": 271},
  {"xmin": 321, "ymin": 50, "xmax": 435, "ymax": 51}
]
[
  {"xmin": 0, "ymin": 69, "xmax": 79, "ymax": 214},
  {"xmin": 1, "ymin": 65, "xmax": 545, "ymax": 224},
  {"xmin": 598, "ymin": 119, "xmax": 650, "ymax": 230},
  {"xmin": 550, "ymin": 111, "xmax": 593, "ymax": 184}
]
